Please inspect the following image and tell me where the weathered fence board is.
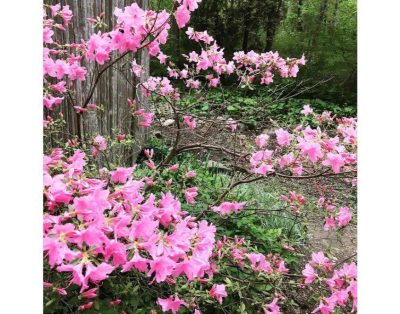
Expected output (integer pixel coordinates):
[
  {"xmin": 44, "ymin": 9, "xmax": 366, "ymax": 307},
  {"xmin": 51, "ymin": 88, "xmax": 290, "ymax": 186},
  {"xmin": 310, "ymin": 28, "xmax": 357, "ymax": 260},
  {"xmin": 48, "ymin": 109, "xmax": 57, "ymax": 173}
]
[{"xmin": 45, "ymin": 0, "xmax": 150, "ymax": 164}]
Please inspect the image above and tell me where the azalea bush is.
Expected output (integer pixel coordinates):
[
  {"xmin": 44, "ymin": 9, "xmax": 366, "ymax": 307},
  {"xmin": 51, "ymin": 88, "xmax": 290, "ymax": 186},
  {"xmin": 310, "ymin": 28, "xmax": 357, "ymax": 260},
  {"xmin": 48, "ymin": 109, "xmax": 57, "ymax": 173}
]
[{"xmin": 43, "ymin": 1, "xmax": 357, "ymax": 313}]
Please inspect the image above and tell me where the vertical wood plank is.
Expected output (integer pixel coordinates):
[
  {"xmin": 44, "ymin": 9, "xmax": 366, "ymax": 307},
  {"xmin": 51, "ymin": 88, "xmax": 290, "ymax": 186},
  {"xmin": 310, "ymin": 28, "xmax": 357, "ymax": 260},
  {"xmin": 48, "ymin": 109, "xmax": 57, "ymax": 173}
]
[{"xmin": 45, "ymin": 0, "xmax": 150, "ymax": 164}]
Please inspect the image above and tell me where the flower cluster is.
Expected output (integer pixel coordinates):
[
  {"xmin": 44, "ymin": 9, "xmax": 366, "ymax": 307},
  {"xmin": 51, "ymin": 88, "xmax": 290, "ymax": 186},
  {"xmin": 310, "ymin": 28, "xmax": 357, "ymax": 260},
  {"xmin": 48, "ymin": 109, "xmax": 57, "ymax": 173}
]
[
  {"xmin": 216, "ymin": 237, "xmax": 289, "ymax": 276},
  {"xmin": 43, "ymin": 149, "xmax": 217, "ymax": 307},
  {"xmin": 249, "ymin": 106, "xmax": 357, "ymax": 177},
  {"xmin": 302, "ymin": 252, "xmax": 357, "ymax": 313},
  {"xmin": 317, "ymin": 198, "xmax": 353, "ymax": 231},
  {"xmin": 280, "ymin": 191, "xmax": 306, "ymax": 213},
  {"xmin": 43, "ymin": 3, "xmax": 357, "ymax": 313}
]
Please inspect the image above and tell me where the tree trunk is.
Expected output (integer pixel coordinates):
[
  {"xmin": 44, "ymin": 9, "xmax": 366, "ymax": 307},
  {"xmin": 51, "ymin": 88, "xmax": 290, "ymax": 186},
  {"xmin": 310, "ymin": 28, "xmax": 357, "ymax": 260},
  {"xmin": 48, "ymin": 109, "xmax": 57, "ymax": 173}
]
[
  {"xmin": 308, "ymin": 0, "xmax": 329, "ymax": 59},
  {"xmin": 331, "ymin": 0, "xmax": 340, "ymax": 29},
  {"xmin": 296, "ymin": 0, "xmax": 304, "ymax": 31},
  {"xmin": 46, "ymin": 0, "xmax": 150, "ymax": 164},
  {"xmin": 265, "ymin": 24, "xmax": 276, "ymax": 51}
]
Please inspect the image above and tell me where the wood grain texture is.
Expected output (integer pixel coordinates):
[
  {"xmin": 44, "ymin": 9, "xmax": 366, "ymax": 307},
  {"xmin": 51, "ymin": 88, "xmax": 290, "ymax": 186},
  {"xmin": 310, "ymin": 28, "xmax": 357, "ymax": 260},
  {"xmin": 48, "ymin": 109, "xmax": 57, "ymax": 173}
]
[{"xmin": 46, "ymin": 0, "xmax": 150, "ymax": 163}]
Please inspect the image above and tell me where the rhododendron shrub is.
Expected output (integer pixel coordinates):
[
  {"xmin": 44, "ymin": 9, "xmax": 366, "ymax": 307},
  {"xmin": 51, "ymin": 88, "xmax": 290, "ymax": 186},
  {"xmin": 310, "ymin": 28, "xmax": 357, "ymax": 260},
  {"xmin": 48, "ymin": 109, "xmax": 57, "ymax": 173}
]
[{"xmin": 43, "ymin": 2, "xmax": 357, "ymax": 313}]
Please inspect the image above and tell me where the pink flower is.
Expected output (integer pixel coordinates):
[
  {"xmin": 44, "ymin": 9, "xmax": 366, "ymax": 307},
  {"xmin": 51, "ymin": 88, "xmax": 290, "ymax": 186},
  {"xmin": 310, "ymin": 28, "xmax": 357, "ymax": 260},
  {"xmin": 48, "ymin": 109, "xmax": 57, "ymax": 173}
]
[
  {"xmin": 110, "ymin": 167, "xmax": 135, "ymax": 184},
  {"xmin": 255, "ymin": 134, "xmax": 269, "ymax": 148},
  {"xmin": 278, "ymin": 152, "xmax": 295, "ymax": 168},
  {"xmin": 149, "ymin": 256, "xmax": 175, "ymax": 283},
  {"xmin": 297, "ymin": 141, "xmax": 324, "ymax": 163},
  {"xmin": 146, "ymin": 160, "xmax": 156, "ymax": 170},
  {"xmin": 184, "ymin": 187, "xmax": 198, "ymax": 204},
  {"xmin": 302, "ymin": 264, "xmax": 317, "ymax": 284},
  {"xmin": 93, "ymin": 135, "xmax": 107, "ymax": 151},
  {"xmin": 185, "ymin": 170, "xmax": 196, "ymax": 179},
  {"xmin": 301, "ymin": 104, "xmax": 313, "ymax": 116},
  {"xmin": 324, "ymin": 216, "xmax": 336, "ymax": 231},
  {"xmin": 55, "ymin": 288, "xmax": 67, "ymax": 296},
  {"xmin": 167, "ymin": 164, "xmax": 179, "ymax": 172},
  {"xmin": 116, "ymin": 134, "xmax": 126, "ymax": 141},
  {"xmin": 277, "ymin": 260, "xmax": 289, "ymax": 273},
  {"xmin": 110, "ymin": 299, "xmax": 121, "ymax": 306},
  {"xmin": 175, "ymin": 5, "xmax": 190, "ymax": 29},
  {"xmin": 131, "ymin": 59, "xmax": 144, "ymax": 77},
  {"xmin": 129, "ymin": 216, "xmax": 158, "ymax": 241},
  {"xmin": 264, "ymin": 298, "xmax": 281, "ymax": 314},
  {"xmin": 311, "ymin": 251, "xmax": 334, "ymax": 270},
  {"xmin": 212, "ymin": 202, "xmax": 246, "ymax": 216},
  {"xmin": 43, "ymin": 27, "xmax": 54, "ymax": 44},
  {"xmin": 283, "ymin": 244, "xmax": 295, "ymax": 252},
  {"xmin": 139, "ymin": 112, "xmax": 154, "ymax": 127},
  {"xmin": 250, "ymin": 150, "xmax": 274, "ymax": 175},
  {"xmin": 209, "ymin": 284, "xmax": 228, "ymax": 304},
  {"xmin": 78, "ymin": 302, "xmax": 94, "ymax": 311},
  {"xmin": 49, "ymin": 81, "xmax": 67, "ymax": 92},
  {"xmin": 207, "ymin": 76, "xmax": 220, "ymax": 87},
  {"xmin": 81, "ymin": 288, "xmax": 98, "ymax": 299},
  {"xmin": 275, "ymin": 128, "xmax": 292, "ymax": 147},
  {"xmin": 50, "ymin": 4, "xmax": 60, "ymax": 17},
  {"xmin": 68, "ymin": 63, "xmax": 87, "ymax": 81},
  {"xmin": 60, "ymin": 5, "xmax": 73, "ymax": 26},
  {"xmin": 144, "ymin": 149, "xmax": 154, "ymax": 159},
  {"xmin": 336, "ymin": 207, "xmax": 352, "ymax": 227},
  {"xmin": 322, "ymin": 153, "xmax": 346, "ymax": 173},
  {"xmin": 312, "ymin": 297, "xmax": 336, "ymax": 314},
  {"xmin": 86, "ymin": 262, "xmax": 115, "ymax": 285},
  {"xmin": 182, "ymin": 0, "xmax": 201, "ymax": 11},
  {"xmin": 158, "ymin": 52, "xmax": 168, "ymax": 64},
  {"xmin": 183, "ymin": 115, "xmax": 197, "ymax": 129},
  {"xmin": 246, "ymin": 253, "xmax": 273, "ymax": 273},
  {"xmin": 157, "ymin": 295, "xmax": 187, "ymax": 314},
  {"xmin": 122, "ymin": 253, "xmax": 149, "ymax": 273}
]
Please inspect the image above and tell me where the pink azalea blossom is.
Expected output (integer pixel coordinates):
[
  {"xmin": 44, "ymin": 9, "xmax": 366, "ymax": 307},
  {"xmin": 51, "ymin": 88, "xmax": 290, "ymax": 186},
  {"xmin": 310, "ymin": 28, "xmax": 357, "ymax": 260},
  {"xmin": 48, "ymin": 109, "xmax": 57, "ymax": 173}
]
[
  {"xmin": 185, "ymin": 170, "xmax": 196, "ymax": 179},
  {"xmin": 49, "ymin": 81, "xmax": 67, "ymax": 92},
  {"xmin": 212, "ymin": 202, "xmax": 246, "ymax": 216},
  {"xmin": 60, "ymin": 5, "xmax": 73, "ymax": 26},
  {"xmin": 301, "ymin": 104, "xmax": 313, "ymax": 116},
  {"xmin": 131, "ymin": 59, "xmax": 144, "ymax": 77},
  {"xmin": 275, "ymin": 128, "xmax": 292, "ymax": 147},
  {"xmin": 255, "ymin": 134, "xmax": 269, "ymax": 148},
  {"xmin": 157, "ymin": 295, "xmax": 187, "ymax": 314},
  {"xmin": 93, "ymin": 135, "xmax": 107, "ymax": 151},
  {"xmin": 297, "ymin": 141, "xmax": 324, "ymax": 163},
  {"xmin": 158, "ymin": 52, "xmax": 168, "ymax": 64},
  {"xmin": 79, "ymin": 302, "xmax": 94, "ymax": 311},
  {"xmin": 246, "ymin": 253, "xmax": 273, "ymax": 273},
  {"xmin": 183, "ymin": 115, "xmax": 197, "ymax": 129},
  {"xmin": 167, "ymin": 164, "xmax": 179, "ymax": 172},
  {"xmin": 336, "ymin": 207, "xmax": 352, "ymax": 227},
  {"xmin": 302, "ymin": 264, "xmax": 317, "ymax": 284},
  {"xmin": 311, "ymin": 251, "xmax": 334, "ymax": 270},
  {"xmin": 184, "ymin": 187, "xmax": 198, "ymax": 204},
  {"xmin": 324, "ymin": 216, "xmax": 336, "ymax": 231},
  {"xmin": 43, "ymin": 27, "xmax": 54, "ymax": 44},
  {"xmin": 322, "ymin": 153, "xmax": 346, "ymax": 173},
  {"xmin": 139, "ymin": 112, "xmax": 154, "ymax": 127},
  {"xmin": 149, "ymin": 256, "xmax": 175, "ymax": 283},
  {"xmin": 250, "ymin": 150, "xmax": 274, "ymax": 175},
  {"xmin": 264, "ymin": 298, "xmax": 281, "ymax": 314},
  {"xmin": 209, "ymin": 284, "xmax": 228, "ymax": 304},
  {"xmin": 175, "ymin": 5, "xmax": 190, "ymax": 29},
  {"xmin": 50, "ymin": 4, "xmax": 61, "ymax": 17},
  {"xmin": 110, "ymin": 167, "xmax": 135, "ymax": 184},
  {"xmin": 81, "ymin": 288, "xmax": 98, "ymax": 299}
]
